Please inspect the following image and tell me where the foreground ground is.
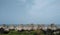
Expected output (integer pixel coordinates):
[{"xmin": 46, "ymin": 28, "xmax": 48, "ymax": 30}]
[
  {"xmin": 0, "ymin": 30, "xmax": 44, "ymax": 35},
  {"xmin": 0, "ymin": 30, "xmax": 60, "ymax": 35}
]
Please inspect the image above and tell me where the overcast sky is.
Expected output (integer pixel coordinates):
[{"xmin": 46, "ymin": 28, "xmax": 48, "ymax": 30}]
[{"xmin": 0, "ymin": 0, "xmax": 60, "ymax": 24}]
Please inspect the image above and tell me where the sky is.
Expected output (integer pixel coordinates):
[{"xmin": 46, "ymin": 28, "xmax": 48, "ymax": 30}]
[{"xmin": 0, "ymin": 0, "xmax": 60, "ymax": 24}]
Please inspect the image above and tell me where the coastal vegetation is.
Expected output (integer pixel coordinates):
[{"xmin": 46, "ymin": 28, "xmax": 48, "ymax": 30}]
[
  {"xmin": 0, "ymin": 30, "xmax": 43, "ymax": 35},
  {"xmin": 0, "ymin": 29, "xmax": 60, "ymax": 35}
]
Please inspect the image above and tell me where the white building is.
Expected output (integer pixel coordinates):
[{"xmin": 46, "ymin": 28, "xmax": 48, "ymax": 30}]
[
  {"xmin": 15, "ymin": 24, "xmax": 24, "ymax": 31},
  {"xmin": 8, "ymin": 24, "xmax": 15, "ymax": 30},
  {"xmin": 47, "ymin": 24, "xmax": 57, "ymax": 30}
]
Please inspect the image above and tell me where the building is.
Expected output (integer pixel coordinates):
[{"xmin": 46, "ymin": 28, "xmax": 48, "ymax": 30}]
[
  {"xmin": 8, "ymin": 24, "xmax": 15, "ymax": 30},
  {"xmin": 47, "ymin": 24, "xmax": 57, "ymax": 30},
  {"xmin": 15, "ymin": 24, "xmax": 24, "ymax": 31}
]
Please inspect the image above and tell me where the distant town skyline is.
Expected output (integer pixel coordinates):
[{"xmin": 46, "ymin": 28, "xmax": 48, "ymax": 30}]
[{"xmin": 0, "ymin": 0, "xmax": 60, "ymax": 24}]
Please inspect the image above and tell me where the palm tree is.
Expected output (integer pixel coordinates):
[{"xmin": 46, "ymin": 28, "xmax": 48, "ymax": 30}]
[
  {"xmin": 37, "ymin": 24, "xmax": 41, "ymax": 30},
  {"xmin": 30, "ymin": 24, "xmax": 34, "ymax": 31}
]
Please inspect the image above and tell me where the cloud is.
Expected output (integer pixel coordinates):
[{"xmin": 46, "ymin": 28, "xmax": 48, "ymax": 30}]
[
  {"xmin": 27, "ymin": 0, "xmax": 58, "ymax": 18},
  {"xmin": 24, "ymin": 0, "xmax": 60, "ymax": 24},
  {"xmin": 27, "ymin": 0, "xmax": 49, "ymax": 18},
  {"xmin": 0, "ymin": 0, "xmax": 60, "ymax": 24}
]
